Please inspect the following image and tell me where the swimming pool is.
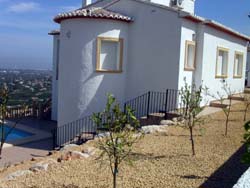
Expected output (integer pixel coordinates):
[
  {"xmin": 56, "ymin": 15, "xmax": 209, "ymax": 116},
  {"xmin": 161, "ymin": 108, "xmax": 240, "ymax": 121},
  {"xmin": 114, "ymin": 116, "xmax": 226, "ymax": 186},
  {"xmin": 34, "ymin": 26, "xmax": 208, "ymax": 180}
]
[{"xmin": 0, "ymin": 125, "xmax": 33, "ymax": 141}]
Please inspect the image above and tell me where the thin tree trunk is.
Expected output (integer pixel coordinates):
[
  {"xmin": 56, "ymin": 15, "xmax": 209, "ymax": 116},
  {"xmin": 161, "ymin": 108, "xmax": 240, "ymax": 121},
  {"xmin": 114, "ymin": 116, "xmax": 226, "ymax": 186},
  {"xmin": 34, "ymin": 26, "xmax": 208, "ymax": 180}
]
[
  {"xmin": 225, "ymin": 115, "xmax": 229, "ymax": 136},
  {"xmin": 113, "ymin": 170, "xmax": 116, "ymax": 188},
  {"xmin": 244, "ymin": 108, "xmax": 247, "ymax": 121},
  {"xmin": 225, "ymin": 100, "xmax": 232, "ymax": 136},
  {"xmin": 244, "ymin": 104, "xmax": 249, "ymax": 121},
  {"xmin": 189, "ymin": 126, "xmax": 195, "ymax": 156},
  {"xmin": 113, "ymin": 161, "xmax": 118, "ymax": 188}
]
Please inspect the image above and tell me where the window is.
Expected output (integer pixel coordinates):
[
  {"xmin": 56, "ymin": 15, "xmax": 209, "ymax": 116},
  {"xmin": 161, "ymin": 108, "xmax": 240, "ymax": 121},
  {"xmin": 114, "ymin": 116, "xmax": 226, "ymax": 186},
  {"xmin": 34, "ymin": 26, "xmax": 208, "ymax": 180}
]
[
  {"xmin": 216, "ymin": 47, "xmax": 229, "ymax": 78},
  {"xmin": 96, "ymin": 37, "xmax": 123, "ymax": 73},
  {"xmin": 234, "ymin": 51, "xmax": 244, "ymax": 78},
  {"xmin": 184, "ymin": 41, "xmax": 196, "ymax": 71}
]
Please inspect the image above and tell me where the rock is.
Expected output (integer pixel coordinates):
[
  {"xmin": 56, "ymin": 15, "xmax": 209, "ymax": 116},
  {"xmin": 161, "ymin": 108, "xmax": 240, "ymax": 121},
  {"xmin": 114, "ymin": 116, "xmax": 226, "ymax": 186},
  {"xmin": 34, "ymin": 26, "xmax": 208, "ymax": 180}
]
[
  {"xmin": 141, "ymin": 125, "xmax": 164, "ymax": 134},
  {"xmin": 14, "ymin": 162, "xmax": 21, "ymax": 167},
  {"xmin": 45, "ymin": 159, "xmax": 58, "ymax": 164},
  {"xmin": 160, "ymin": 120, "xmax": 176, "ymax": 126},
  {"xmin": 58, "ymin": 151, "xmax": 90, "ymax": 162},
  {"xmin": 83, "ymin": 147, "xmax": 96, "ymax": 156},
  {"xmin": 96, "ymin": 132, "xmax": 110, "ymax": 138},
  {"xmin": 47, "ymin": 151, "xmax": 57, "ymax": 156},
  {"xmin": 5, "ymin": 170, "xmax": 32, "ymax": 181},
  {"xmin": 30, "ymin": 163, "xmax": 49, "ymax": 172},
  {"xmin": 71, "ymin": 151, "xmax": 90, "ymax": 159},
  {"xmin": 60, "ymin": 144, "xmax": 79, "ymax": 151},
  {"xmin": 172, "ymin": 118, "xmax": 178, "ymax": 122},
  {"xmin": 29, "ymin": 159, "xmax": 57, "ymax": 172},
  {"xmin": 31, "ymin": 158, "xmax": 36, "ymax": 161}
]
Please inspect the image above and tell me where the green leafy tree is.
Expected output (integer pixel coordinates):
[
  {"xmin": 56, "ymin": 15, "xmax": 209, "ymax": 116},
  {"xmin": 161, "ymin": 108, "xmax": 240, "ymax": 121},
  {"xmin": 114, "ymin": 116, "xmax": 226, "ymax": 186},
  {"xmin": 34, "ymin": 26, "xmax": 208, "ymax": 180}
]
[
  {"xmin": 0, "ymin": 85, "xmax": 27, "ymax": 159},
  {"xmin": 179, "ymin": 80, "xmax": 206, "ymax": 156},
  {"xmin": 242, "ymin": 121, "xmax": 250, "ymax": 164},
  {"xmin": 92, "ymin": 94, "xmax": 142, "ymax": 188}
]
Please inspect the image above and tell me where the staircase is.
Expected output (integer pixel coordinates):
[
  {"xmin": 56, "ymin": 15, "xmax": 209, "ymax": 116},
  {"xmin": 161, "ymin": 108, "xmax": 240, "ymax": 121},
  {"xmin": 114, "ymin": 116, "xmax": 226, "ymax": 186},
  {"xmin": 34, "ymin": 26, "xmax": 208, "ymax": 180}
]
[{"xmin": 54, "ymin": 89, "xmax": 181, "ymax": 148}]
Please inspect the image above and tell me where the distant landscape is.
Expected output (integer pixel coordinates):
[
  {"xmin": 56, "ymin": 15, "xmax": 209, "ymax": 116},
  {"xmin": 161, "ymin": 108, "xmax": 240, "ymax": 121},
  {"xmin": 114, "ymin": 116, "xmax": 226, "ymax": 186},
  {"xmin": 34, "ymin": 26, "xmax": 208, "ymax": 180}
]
[{"xmin": 0, "ymin": 69, "xmax": 52, "ymax": 106}]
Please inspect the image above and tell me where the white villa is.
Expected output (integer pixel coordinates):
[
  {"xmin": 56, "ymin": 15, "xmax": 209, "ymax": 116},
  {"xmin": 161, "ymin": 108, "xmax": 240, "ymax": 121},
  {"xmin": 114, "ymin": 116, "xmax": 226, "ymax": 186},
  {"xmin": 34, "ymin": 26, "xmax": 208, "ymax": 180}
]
[{"xmin": 49, "ymin": 0, "xmax": 250, "ymax": 127}]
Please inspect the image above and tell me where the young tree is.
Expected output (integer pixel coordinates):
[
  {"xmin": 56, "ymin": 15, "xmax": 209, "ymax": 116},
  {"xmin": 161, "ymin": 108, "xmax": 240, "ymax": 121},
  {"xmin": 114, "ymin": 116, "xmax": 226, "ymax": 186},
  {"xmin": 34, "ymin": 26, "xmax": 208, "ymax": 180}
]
[
  {"xmin": 179, "ymin": 80, "xmax": 205, "ymax": 156},
  {"xmin": 242, "ymin": 121, "xmax": 250, "ymax": 164},
  {"xmin": 0, "ymin": 85, "xmax": 27, "ymax": 158},
  {"xmin": 92, "ymin": 94, "xmax": 142, "ymax": 188},
  {"xmin": 209, "ymin": 82, "xmax": 233, "ymax": 136}
]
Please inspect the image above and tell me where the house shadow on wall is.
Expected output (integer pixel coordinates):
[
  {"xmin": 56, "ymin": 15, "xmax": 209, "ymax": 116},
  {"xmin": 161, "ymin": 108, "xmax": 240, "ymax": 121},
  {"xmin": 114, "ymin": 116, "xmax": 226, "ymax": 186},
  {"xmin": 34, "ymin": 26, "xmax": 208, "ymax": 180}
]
[{"xmin": 199, "ymin": 144, "xmax": 249, "ymax": 188}]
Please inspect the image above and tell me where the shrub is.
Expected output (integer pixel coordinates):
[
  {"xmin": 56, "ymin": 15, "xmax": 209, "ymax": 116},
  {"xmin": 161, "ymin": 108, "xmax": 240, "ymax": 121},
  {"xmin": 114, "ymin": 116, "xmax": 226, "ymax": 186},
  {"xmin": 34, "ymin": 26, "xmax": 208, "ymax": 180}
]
[
  {"xmin": 92, "ymin": 94, "xmax": 143, "ymax": 188},
  {"xmin": 242, "ymin": 121, "xmax": 250, "ymax": 164}
]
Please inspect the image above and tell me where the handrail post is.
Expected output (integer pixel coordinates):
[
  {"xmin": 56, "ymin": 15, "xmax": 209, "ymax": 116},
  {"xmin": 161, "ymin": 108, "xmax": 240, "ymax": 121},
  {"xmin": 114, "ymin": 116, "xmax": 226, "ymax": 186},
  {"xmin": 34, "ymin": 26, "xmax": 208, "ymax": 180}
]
[
  {"xmin": 52, "ymin": 128, "xmax": 57, "ymax": 149},
  {"xmin": 124, "ymin": 103, "xmax": 127, "ymax": 114},
  {"xmin": 164, "ymin": 89, "xmax": 169, "ymax": 119},
  {"xmin": 147, "ymin": 91, "xmax": 151, "ymax": 118}
]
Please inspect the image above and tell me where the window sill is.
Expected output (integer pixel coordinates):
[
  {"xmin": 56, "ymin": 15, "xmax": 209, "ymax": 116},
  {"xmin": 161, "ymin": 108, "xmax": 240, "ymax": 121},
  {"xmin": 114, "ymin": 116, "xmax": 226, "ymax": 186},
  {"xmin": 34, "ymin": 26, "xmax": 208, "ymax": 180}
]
[
  {"xmin": 215, "ymin": 75, "xmax": 228, "ymax": 79},
  {"xmin": 96, "ymin": 70, "xmax": 123, "ymax": 73},
  {"xmin": 184, "ymin": 67, "xmax": 195, "ymax": 71},
  {"xmin": 233, "ymin": 75, "xmax": 242, "ymax": 79}
]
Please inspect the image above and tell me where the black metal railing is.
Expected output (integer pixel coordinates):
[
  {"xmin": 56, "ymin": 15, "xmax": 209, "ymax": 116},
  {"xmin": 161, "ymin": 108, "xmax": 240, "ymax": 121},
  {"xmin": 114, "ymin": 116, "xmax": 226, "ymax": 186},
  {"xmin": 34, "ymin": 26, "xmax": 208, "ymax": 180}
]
[
  {"xmin": 54, "ymin": 89, "xmax": 181, "ymax": 148},
  {"xmin": 124, "ymin": 89, "xmax": 181, "ymax": 119},
  {"xmin": 54, "ymin": 115, "xmax": 96, "ymax": 147}
]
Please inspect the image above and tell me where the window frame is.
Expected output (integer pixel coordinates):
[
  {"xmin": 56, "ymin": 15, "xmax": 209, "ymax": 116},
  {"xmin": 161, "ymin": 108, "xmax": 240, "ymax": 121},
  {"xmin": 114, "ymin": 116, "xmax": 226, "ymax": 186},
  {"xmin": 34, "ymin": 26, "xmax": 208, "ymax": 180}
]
[
  {"xmin": 233, "ymin": 51, "xmax": 244, "ymax": 79},
  {"xmin": 215, "ymin": 46, "xmax": 229, "ymax": 79},
  {"xmin": 96, "ymin": 37, "xmax": 124, "ymax": 73},
  {"xmin": 184, "ymin": 40, "xmax": 196, "ymax": 71}
]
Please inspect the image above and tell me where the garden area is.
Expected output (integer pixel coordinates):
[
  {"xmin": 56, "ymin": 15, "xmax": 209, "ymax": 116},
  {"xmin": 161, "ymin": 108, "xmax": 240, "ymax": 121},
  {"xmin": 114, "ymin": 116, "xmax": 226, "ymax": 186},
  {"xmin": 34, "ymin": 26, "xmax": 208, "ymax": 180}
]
[{"xmin": 0, "ymin": 101, "xmax": 249, "ymax": 188}]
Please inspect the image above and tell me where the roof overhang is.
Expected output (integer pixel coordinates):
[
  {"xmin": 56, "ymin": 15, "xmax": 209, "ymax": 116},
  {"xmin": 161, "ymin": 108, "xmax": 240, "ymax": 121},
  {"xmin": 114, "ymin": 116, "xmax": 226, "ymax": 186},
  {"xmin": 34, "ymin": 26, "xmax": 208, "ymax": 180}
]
[
  {"xmin": 183, "ymin": 14, "xmax": 250, "ymax": 42},
  {"xmin": 54, "ymin": 7, "xmax": 133, "ymax": 24},
  {"xmin": 48, "ymin": 30, "xmax": 60, "ymax": 35}
]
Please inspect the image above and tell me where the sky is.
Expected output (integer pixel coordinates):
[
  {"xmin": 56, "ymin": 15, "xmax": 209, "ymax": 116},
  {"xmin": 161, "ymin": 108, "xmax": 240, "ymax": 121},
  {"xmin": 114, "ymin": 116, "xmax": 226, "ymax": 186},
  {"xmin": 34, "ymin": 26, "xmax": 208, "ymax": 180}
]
[{"xmin": 0, "ymin": 0, "xmax": 249, "ymax": 70}]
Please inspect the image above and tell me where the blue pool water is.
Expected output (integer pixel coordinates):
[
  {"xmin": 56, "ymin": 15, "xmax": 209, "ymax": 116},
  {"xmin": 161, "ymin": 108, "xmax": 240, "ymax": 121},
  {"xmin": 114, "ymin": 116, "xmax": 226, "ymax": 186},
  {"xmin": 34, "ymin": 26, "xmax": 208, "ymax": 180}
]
[{"xmin": 0, "ymin": 125, "xmax": 33, "ymax": 141}]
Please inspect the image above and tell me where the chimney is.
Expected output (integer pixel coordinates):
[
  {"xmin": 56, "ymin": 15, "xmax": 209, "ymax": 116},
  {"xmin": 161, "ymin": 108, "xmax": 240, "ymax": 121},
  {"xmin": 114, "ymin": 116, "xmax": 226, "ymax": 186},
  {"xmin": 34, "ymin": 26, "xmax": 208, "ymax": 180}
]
[{"xmin": 82, "ymin": 0, "xmax": 93, "ymax": 7}]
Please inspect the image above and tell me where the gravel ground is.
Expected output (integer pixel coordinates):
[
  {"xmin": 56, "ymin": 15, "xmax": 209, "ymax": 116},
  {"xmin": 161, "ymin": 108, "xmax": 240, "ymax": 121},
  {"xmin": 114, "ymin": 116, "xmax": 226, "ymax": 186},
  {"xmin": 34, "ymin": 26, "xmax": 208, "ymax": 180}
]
[{"xmin": 0, "ymin": 103, "xmax": 249, "ymax": 188}]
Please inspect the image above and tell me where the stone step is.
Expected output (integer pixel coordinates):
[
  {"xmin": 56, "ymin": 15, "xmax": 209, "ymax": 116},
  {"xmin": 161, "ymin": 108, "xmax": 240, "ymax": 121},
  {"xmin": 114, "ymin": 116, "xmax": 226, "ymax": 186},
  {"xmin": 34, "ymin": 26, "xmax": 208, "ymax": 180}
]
[
  {"xmin": 228, "ymin": 95, "xmax": 244, "ymax": 101},
  {"xmin": 244, "ymin": 88, "xmax": 250, "ymax": 94},
  {"xmin": 209, "ymin": 101, "xmax": 228, "ymax": 108}
]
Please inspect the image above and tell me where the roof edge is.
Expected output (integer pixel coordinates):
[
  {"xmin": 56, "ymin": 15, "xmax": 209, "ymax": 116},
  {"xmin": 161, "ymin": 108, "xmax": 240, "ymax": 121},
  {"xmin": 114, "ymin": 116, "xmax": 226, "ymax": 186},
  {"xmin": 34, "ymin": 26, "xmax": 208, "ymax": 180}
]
[
  {"xmin": 182, "ymin": 14, "xmax": 250, "ymax": 42},
  {"xmin": 48, "ymin": 30, "xmax": 60, "ymax": 35},
  {"xmin": 54, "ymin": 7, "xmax": 133, "ymax": 24}
]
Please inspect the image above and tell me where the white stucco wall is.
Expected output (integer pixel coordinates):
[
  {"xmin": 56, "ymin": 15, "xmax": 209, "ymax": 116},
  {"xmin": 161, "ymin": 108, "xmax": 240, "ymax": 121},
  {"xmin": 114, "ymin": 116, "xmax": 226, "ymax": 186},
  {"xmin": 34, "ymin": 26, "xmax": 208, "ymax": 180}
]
[
  {"xmin": 178, "ymin": 20, "xmax": 196, "ymax": 91},
  {"xmin": 150, "ymin": 0, "xmax": 195, "ymax": 14},
  {"xmin": 178, "ymin": 19, "xmax": 248, "ymax": 105},
  {"xmin": 51, "ymin": 35, "xmax": 59, "ymax": 121},
  {"xmin": 109, "ymin": 0, "xmax": 182, "ymax": 100},
  {"xmin": 58, "ymin": 19, "xmax": 128, "ymax": 126},
  {"xmin": 150, "ymin": 0, "xmax": 171, "ymax": 6},
  {"xmin": 181, "ymin": 0, "xmax": 195, "ymax": 14},
  {"xmin": 247, "ymin": 48, "xmax": 250, "ymax": 87},
  {"xmin": 201, "ymin": 27, "xmax": 248, "ymax": 102}
]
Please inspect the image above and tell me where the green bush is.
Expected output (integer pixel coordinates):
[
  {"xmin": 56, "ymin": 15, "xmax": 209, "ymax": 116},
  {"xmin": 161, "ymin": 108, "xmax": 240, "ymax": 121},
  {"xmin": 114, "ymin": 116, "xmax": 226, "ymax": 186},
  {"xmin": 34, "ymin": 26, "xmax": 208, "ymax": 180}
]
[{"xmin": 242, "ymin": 121, "xmax": 250, "ymax": 164}]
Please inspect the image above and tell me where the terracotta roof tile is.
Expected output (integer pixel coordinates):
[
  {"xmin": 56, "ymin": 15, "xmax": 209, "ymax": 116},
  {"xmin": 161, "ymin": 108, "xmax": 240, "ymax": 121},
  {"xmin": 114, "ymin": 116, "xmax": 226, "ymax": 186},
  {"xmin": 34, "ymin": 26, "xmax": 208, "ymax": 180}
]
[{"xmin": 54, "ymin": 7, "xmax": 133, "ymax": 23}]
